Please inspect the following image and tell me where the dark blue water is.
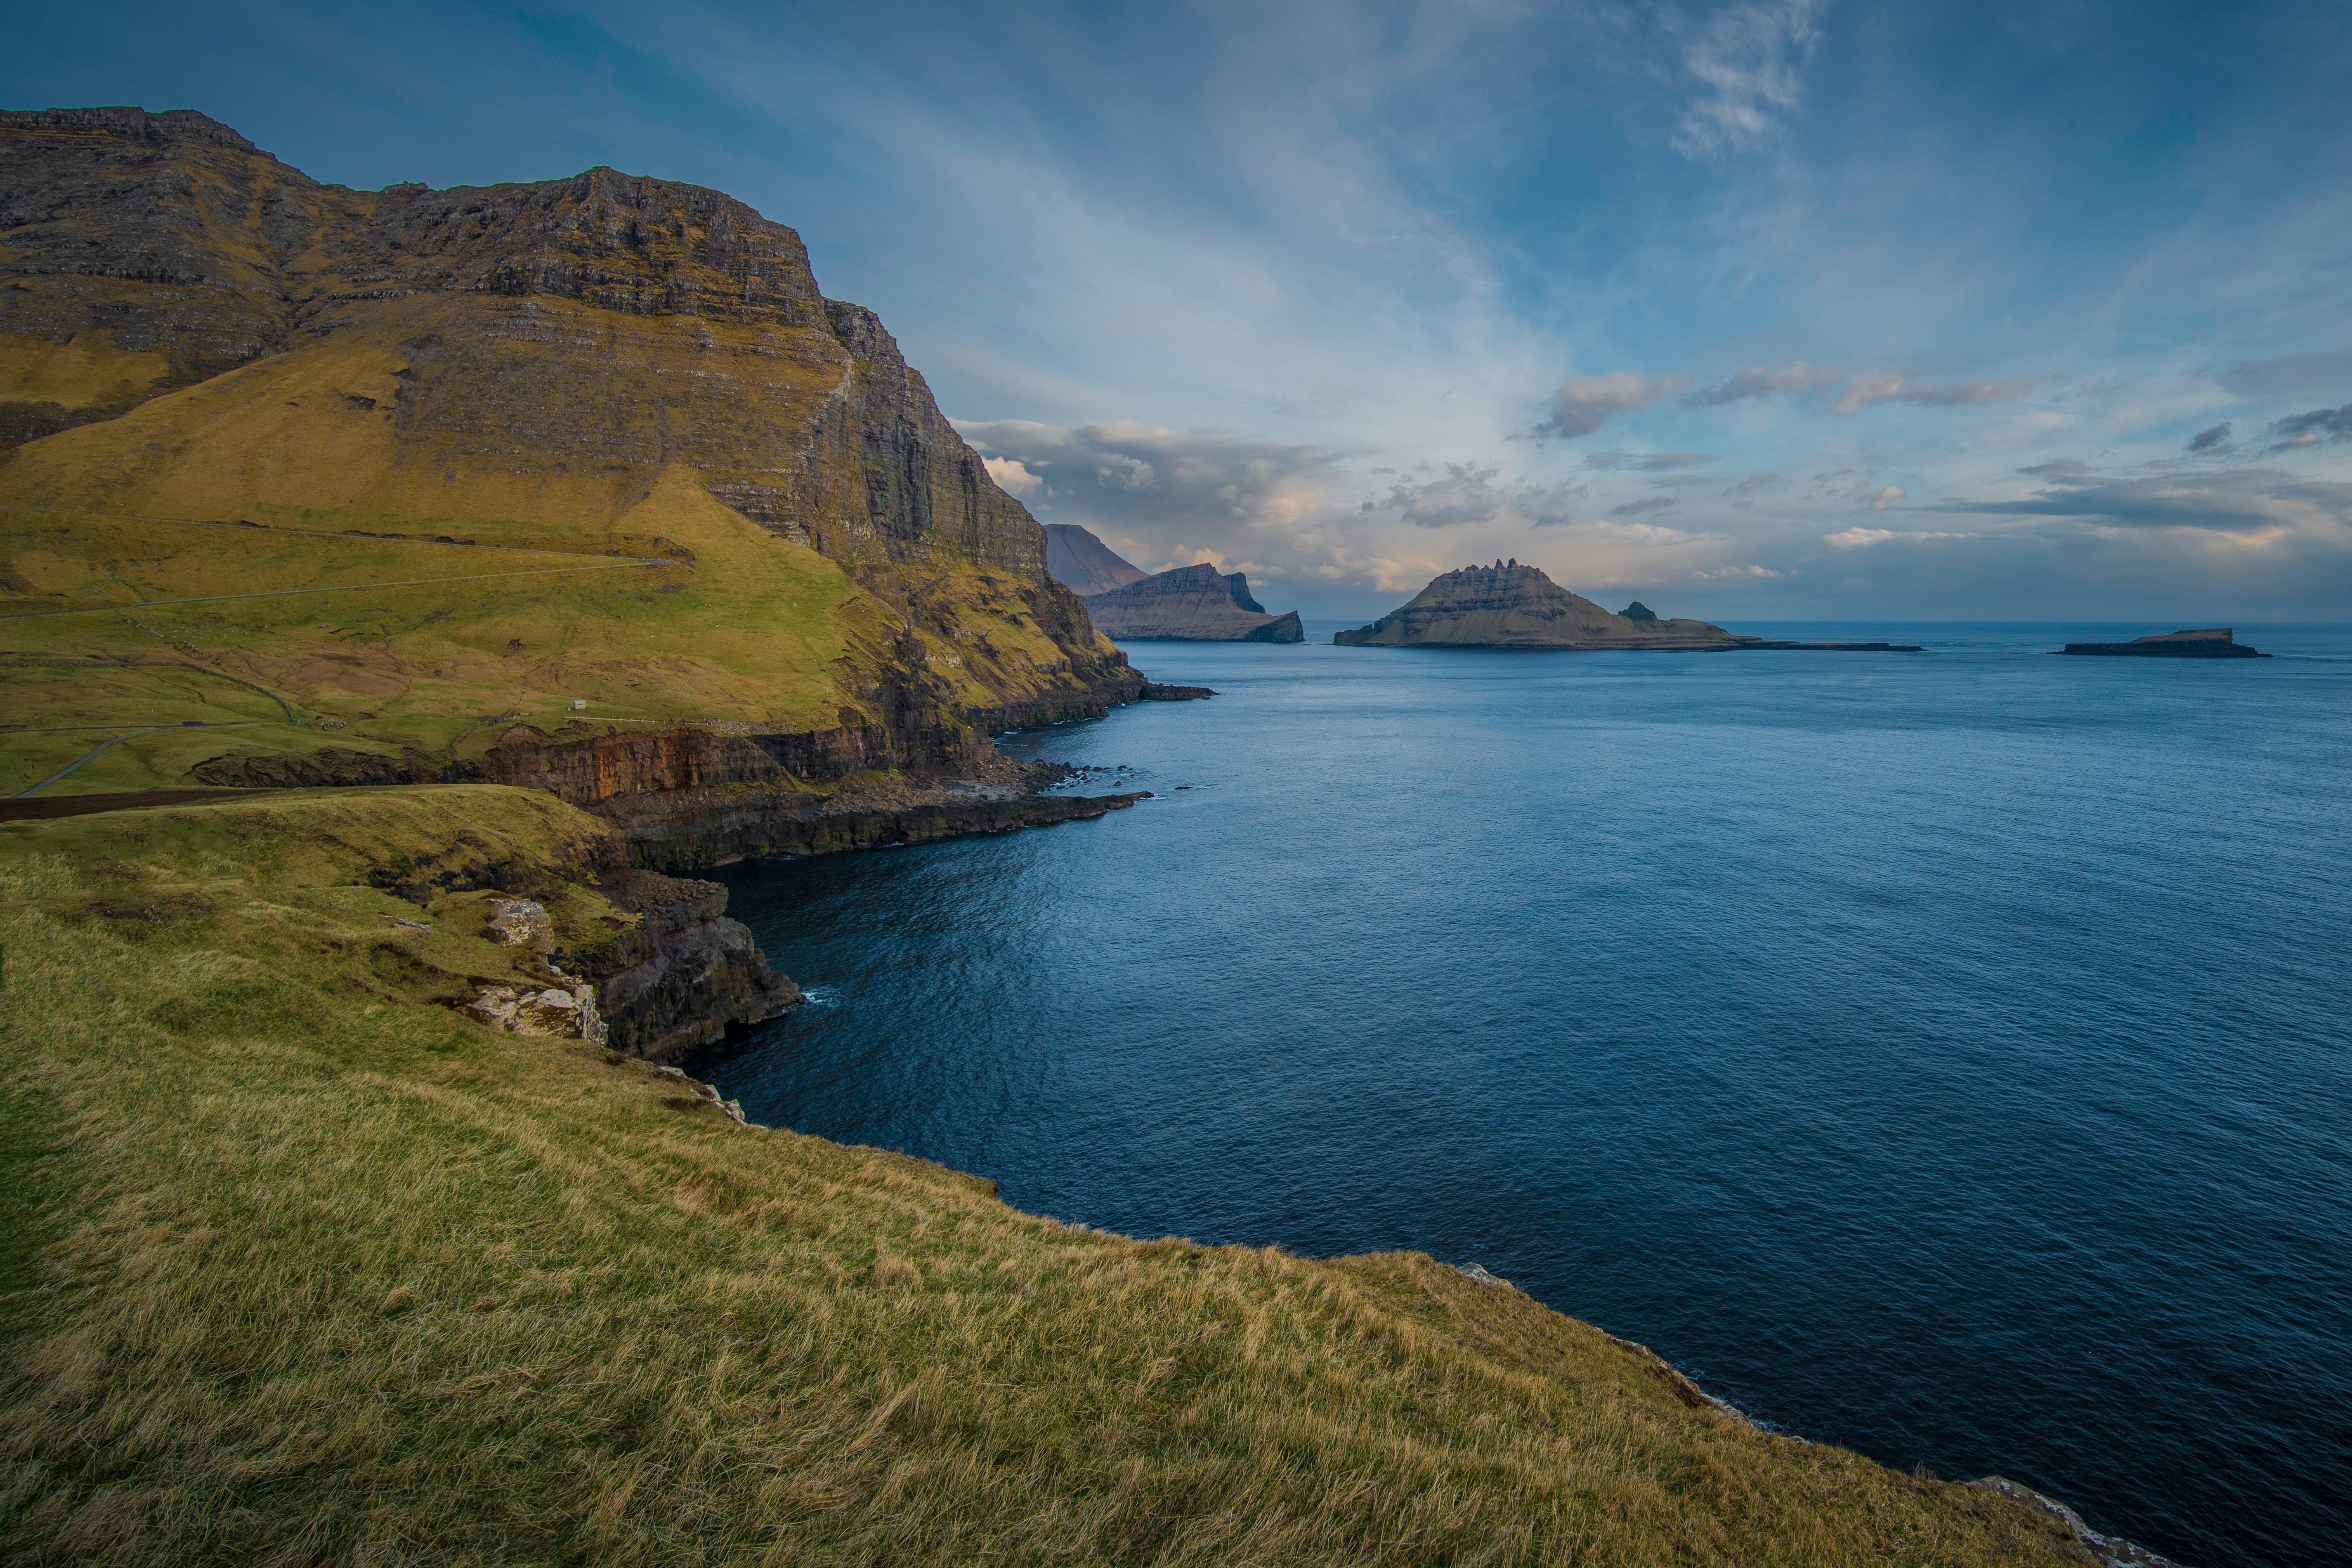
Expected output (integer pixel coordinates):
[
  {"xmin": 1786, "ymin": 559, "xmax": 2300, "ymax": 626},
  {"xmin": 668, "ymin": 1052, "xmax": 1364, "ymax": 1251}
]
[{"xmin": 692, "ymin": 622, "xmax": 2352, "ymax": 1568}]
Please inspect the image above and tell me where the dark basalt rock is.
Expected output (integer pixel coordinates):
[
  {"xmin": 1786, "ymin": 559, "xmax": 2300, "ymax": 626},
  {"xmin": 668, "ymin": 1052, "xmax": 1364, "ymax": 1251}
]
[
  {"xmin": 597, "ymin": 787, "xmax": 1151, "ymax": 872},
  {"xmin": 1139, "ymin": 683, "xmax": 1216, "ymax": 701},
  {"xmin": 585, "ymin": 868, "xmax": 801, "ymax": 1063},
  {"xmin": 2062, "ymin": 628, "xmax": 2271, "ymax": 658},
  {"xmin": 1620, "ymin": 601, "xmax": 1659, "ymax": 623}
]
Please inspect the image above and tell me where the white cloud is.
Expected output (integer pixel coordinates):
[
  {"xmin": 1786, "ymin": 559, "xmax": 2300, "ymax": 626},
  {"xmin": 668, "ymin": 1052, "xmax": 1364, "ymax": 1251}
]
[
  {"xmin": 1096, "ymin": 453, "xmax": 1158, "ymax": 489},
  {"xmin": 983, "ymin": 456, "xmax": 1045, "ymax": 497},
  {"xmin": 1870, "ymin": 486, "xmax": 1904, "ymax": 510},
  {"xmin": 1672, "ymin": 0, "xmax": 1827, "ymax": 158}
]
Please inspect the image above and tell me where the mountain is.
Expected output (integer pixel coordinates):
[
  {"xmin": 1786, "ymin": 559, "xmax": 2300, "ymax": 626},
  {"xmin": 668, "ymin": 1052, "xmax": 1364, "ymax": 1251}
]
[
  {"xmin": 1042, "ymin": 522, "xmax": 1147, "ymax": 595},
  {"xmin": 0, "ymin": 106, "xmax": 1141, "ymax": 827},
  {"xmin": 1080, "ymin": 561, "xmax": 1305, "ymax": 642},
  {"xmin": 1336, "ymin": 560, "xmax": 1747, "ymax": 649}
]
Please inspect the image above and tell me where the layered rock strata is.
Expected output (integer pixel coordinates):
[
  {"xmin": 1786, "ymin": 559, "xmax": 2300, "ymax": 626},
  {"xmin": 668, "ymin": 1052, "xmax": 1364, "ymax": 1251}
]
[
  {"xmin": 1082, "ymin": 562, "xmax": 1304, "ymax": 642},
  {"xmin": 1337, "ymin": 562, "xmax": 1747, "ymax": 649}
]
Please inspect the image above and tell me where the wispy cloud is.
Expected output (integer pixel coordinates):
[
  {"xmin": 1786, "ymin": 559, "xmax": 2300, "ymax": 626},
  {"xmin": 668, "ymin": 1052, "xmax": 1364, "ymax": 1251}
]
[
  {"xmin": 1366, "ymin": 464, "xmax": 1587, "ymax": 529},
  {"xmin": 1936, "ymin": 469, "xmax": 2352, "ymax": 540},
  {"xmin": 2186, "ymin": 422, "xmax": 2235, "ymax": 456},
  {"xmin": 1582, "ymin": 450, "xmax": 1715, "ymax": 471},
  {"xmin": 2265, "ymin": 404, "xmax": 2352, "ymax": 453},
  {"xmin": 1672, "ymin": 0, "xmax": 1828, "ymax": 158},
  {"xmin": 1824, "ymin": 527, "xmax": 1975, "ymax": 547},
  {"xmin": 1610, "ymin": 496, "xmax": 1679, "ymax": 518},
  {"xmin": 1530, "ymin": 373, "xmax": 1689, "ymax": 439},
  {"xmin": 1686, "ymin": 362, "xmax": 2040, "ymax": 414}
]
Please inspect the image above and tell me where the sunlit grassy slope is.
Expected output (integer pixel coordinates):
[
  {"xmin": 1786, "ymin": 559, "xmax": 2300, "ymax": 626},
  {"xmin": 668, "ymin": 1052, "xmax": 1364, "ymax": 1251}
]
[
  {"xmin": 0, "ymin": 789, "xmax": 2099, "ymax": 1566},
  {"xmin": 0, "ymin": 303, "xmax": 1115, "ymax": 796}
]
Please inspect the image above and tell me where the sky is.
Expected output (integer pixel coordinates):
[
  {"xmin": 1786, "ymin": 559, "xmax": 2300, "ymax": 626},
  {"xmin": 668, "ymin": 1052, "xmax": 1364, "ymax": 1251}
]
[{"xmin": 12, "ymin": 0, "xmax": 2352, "ymax": 621}]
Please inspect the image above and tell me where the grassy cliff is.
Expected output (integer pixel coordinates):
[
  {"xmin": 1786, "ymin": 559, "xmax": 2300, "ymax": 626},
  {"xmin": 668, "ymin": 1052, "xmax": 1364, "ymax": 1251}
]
[
  {"xmin": 0, "ymin": 109, "xmax": 1131, "ymax": 801},
  {"xmin": 0, "ymin": 789, "xmax": 2104, "ymax": 1566}
]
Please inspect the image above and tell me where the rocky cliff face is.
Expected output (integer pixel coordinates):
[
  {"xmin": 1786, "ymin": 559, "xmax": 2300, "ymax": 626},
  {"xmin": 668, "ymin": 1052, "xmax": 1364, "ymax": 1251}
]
[
  {"xmin": 586, "ymin": 869, "xmax": 800, "ymax": 1063},
  {"xmin": 1336, "ymin": 562, "xmax": 1745, "ymax": 649},
  {"xmin": 0, "ymin": 106, "xmax": 1133, "ymax": 748},
  {"xmin": 1044, "ymin": 523, "xmax": 1148, "ymax": 596},
  {"xmin": 1082, "ymin": 563, "xmax": 1305, "ymax": 643}
]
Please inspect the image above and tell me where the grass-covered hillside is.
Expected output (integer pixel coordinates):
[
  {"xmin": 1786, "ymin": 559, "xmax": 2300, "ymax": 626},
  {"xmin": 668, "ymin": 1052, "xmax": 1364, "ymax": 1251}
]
[
  {"xmin": 0, "ymin": 108, "xmax": 1130, "ymax": 800},
  {"xmin": 0, "ymin": 787, "xmax": 2105, "ymax": 1566}
]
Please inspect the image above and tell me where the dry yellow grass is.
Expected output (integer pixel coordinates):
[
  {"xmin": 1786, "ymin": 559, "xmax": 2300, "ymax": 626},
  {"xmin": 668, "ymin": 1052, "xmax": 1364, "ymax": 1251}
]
[{"xmin": 0, "ymin": 789, "xmax": 2099, "ymax": 1566}]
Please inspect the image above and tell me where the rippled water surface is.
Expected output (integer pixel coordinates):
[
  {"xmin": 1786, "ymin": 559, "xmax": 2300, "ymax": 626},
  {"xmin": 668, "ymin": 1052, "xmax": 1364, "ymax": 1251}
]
[{"xmin": 694, "ymin": 623, "xmax": 2352, "ymax": 1567}]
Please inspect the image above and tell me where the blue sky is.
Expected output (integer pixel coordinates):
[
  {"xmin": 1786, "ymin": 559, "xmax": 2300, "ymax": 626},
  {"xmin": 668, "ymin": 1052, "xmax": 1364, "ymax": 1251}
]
[{"xmin": 12, "ymin": 1, "xmax": 2352, "ymax": 620}]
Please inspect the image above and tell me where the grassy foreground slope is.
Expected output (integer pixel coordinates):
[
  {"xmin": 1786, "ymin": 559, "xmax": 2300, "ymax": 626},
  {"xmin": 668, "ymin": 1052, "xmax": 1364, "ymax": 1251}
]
[{"xmin": 0, "ymin": 790, "xmax": 2097, "ymax": 1566}]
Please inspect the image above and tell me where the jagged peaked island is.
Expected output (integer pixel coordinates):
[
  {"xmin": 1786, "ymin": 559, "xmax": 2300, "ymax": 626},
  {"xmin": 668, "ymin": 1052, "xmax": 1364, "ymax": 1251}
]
[
  {"xmin": 2062, "ymin": 628, "xmax": 2272, "ymax": 658},
  {"xmin": 1337, "ymin": 561, "xmax": 1747, "ymax": 649},
  {"xmin": 1041, "ymin": 525, "xmax": 1303, "ymax": 642},
  {"xmin": 1337, "ymin": 562, "xmax": 1925, "ymax": 652}
]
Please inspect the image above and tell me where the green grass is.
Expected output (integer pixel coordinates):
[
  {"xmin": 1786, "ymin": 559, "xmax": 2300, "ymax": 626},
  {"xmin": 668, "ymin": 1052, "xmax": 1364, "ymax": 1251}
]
[{"xmin": 0, "ymin": 789, "xmax": 2102, "ymax": 1566}]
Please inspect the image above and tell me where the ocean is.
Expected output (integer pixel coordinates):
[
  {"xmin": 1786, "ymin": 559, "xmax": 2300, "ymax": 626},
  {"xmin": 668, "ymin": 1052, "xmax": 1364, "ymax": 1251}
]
[{"xmin": 691, "ymin": 622, "xmax": 2352, "ymax": 1567}]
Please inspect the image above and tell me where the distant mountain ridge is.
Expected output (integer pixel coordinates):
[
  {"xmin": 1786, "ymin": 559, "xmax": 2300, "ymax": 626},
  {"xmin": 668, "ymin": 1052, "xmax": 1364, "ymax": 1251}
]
[{"xmin": 1043, "ymin": 523, "xmax": 1148, "ymax": 595}]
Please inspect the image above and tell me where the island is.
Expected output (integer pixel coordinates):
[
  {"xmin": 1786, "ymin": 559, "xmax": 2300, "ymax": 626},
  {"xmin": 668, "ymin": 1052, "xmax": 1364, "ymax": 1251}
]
[
  {"xmin": 2062, "ymin": 628, "xmax": 2272, "ymax": 658},
  {"xmin": 1047, "ymin": 532, "xmax": 1305, "ymax": 641},
  {"xmin": 1335, "ymin": 561, "xmax": 1922, "ymax": 651}
]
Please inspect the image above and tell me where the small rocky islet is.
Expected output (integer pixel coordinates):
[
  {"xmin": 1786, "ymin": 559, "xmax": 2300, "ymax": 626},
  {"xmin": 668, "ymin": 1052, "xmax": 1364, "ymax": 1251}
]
[
  {"xmin": 2061, "ymin": 628, "xmax": 2272, "ymax": 658},
  {"xmin": 1337, "ymin": 560, "xmax": 1924, "ymax": 652}
]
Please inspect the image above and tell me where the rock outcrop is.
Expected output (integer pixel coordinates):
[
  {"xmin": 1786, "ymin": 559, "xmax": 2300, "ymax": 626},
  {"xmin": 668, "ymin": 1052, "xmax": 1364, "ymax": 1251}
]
[
  {"xmin": 1337, "ymin": 562, "xmax": 1747, "ymax": 649},
  {"xmin": 1082, "ymin": 563, "xmax": 1305, "ymax": 642},
  {"xmin": 2062, "ymin": 628, "xmax": 2272, "ymax": 658},
  {"xmin": 1044, "ymin": 523, "xmax": 1148, "ymax": 596},
  {"xmin": 595, "ymin": 781, "xmax": 1152, "ymax": 872},
  {"xmin": 583, "ymin": 869, "xmax": 801, "ymax": 1063}
]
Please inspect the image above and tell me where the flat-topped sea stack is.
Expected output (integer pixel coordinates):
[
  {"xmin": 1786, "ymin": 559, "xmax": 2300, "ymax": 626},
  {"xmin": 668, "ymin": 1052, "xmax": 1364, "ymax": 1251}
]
[
  {"xmin": 1336, "ymin": 561, "xmax": 1747, "ymax": 649},
  {"xmin": 1043, "ymin": 523, "xmax": 1149, "ymax": 596},
  {"xmin": 1081, "ymin": 562, "xmax": 1305, "ymax": 642},
  {"xmin": 2063, "ymin": 628, "xmax": 2272, "ymax": 659}
]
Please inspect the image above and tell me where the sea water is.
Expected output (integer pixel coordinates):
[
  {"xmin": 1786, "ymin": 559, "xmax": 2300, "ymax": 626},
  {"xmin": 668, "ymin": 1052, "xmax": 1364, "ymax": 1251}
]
[{"xmin": 692, "ymin": 623, "xmax": 2352, "ymax": 1567}]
